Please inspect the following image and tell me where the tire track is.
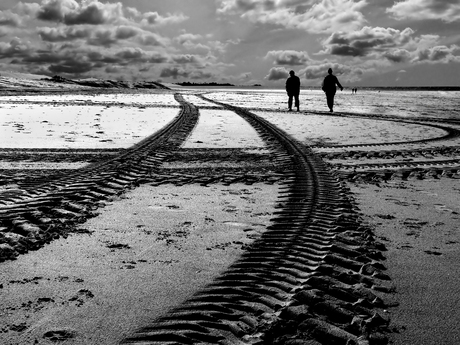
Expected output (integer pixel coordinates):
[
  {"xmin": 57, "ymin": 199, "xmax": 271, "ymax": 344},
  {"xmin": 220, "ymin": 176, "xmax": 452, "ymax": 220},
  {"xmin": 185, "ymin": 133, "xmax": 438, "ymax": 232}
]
[
  {"xmin": 122, "ymin": 96, "xmax": 392, "ymax": 344},
  {"xmin": 308, "ymin": 114, "xmax": 460, "ymax": 183},
  {"xmin": 0, "ymin": 93, "xmax": 199, "ymax": 261},
  {"xmin": 311, "ymin": 115, "xmax": 460, "ymax": 149}
]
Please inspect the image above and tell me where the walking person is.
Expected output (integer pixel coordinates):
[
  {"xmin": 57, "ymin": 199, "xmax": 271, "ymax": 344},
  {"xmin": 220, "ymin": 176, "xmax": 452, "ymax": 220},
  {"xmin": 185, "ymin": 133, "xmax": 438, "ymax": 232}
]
[
  {"xmin": 322, "ymin": 68, "xmax": 343, "ymax": 112},
  {"xmin": 285, "ymin": 70, "xmax": 300, "ymax": 111}
]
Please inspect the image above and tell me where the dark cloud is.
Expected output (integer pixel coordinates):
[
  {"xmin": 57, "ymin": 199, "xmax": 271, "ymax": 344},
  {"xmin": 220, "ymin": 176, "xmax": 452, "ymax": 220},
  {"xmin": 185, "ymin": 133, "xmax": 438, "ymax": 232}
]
[
  {"xmin": 329, "ymin": 45, "xmax": 364, "ymax": 56},
  {"xmin": 87, "ymin": 51, "xmax": 119, "ymax": 64},
  {"xmin": 65, "ymin": 2, "xmax": 121, "ymax": 25},
  {"xmin": 147, "ymin": 53, "xmax": 168, "ymax": 63},
  {"xmin": 87, "ymin": 29, "xmax": 118, "ymax": 46},
  {"xmin": 171, "ymin": 54, "xmax": 201, "ymax": 64},
  {"xmin": 36, "ymin": 0, "xmax": 71, "ymax": 22},
  {"xmin": 36, "ymin": 0, "xmax": 123, "ymax": 25},
  {"xmin": 160, "ymin": 66, "xmax": 190, "ymax": 79},
  {"xmin": 115, "ymin": 26, "xmax": 138, "ymax": 40},
  {"xmin": 86, "ymin": 26, "xmax": 145, "ymax": 47},
  {"xmin": 21, "ymin": 52, "xmax": 62, "ymax": 64},
  {"xmin": 48, "ymin": 59, "xmax": 93, "ymax": 74},
  {"xmin": 115, "ymin": 48, "xmax": 146, "ymax": 61},
  {"xmin": 0, "ymin": 38, "xmax": 33, "ymax": 58},
  {"xmin": 190, "ymin": 70, "xmax": 214, "ymax": 79}
]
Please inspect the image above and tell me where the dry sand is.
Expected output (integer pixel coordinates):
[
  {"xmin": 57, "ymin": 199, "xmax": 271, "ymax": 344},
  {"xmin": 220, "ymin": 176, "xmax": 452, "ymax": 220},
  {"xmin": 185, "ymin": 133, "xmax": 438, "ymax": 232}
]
[
  {"xmin": 349, "ymin": 178, "xmax": 460, "ymax": 344},
  {"xmin": 0, "ymin": 183, "xmax": 280, "ymax": 344},
  {"xmin": 1, "ymin": 78, "xmax": 460, "ymax": 344}
]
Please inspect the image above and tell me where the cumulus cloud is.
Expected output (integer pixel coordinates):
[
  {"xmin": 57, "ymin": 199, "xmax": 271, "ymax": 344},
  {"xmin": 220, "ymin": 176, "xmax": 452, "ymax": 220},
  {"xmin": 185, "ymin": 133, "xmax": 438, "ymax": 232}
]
[
  {"xmin": 321, "ymin": 26, "xmax": 460, "ymax": 65},
  {"xmin": 173, "ymin": 32, "xmax": 211, "ymax": 53},
  {"xmin": 265, "ymin": 66, "xmax": 290, "ymax": 80},
  {"xmin": 38, "ymin": 25, "xmax": 166, "ymax": 47},
  {"xmin": 171, "ymin": 54, "xmax": 203, "ymax": 64},
  {"xmin": 414, "ymin": 45, "xmax": 460, "ymax": 63},
  {"xmin": 142, "ymin": 11, "xmax": 188, "ymax": 26},
  {"xmin": 382, "ymin": 49, "xmax": 412, "ymax": 63},
  {"xmin": 0, "ymin": 10, "xmax": 23, "ymax": 27},
  {"xmin": 36, "ymin": 0, "xmax": 124, "ymax": 25},
  {"xmin": 86, "ymin": 28, "xmax": 124, "ymax": 46},
  {"xmin": 265, "ymin": 50, "xmax": 311, "ymax": 65},
  {"xmin": 217, "ymin": 0, "xmax": 368, "ymax": 33},
  {"xmin": 302, "ymin": 62, "xmax": 362, "ymax": 79},
  {"xmin": 0, "ymin": 38, "xmax": 34, "ymax": 58},
  {"xmin": 37, "ymin": 26, "xmax": 90, "ymax": 42},
  {"xmin": 175, "ymin": 32, "xmax": 203, "ymax": 45},
  {"xmin": 34, "ymin": 0, "xmax": 188, "ymax": 28},
  {"xmin": 0, "ymin": 1, "xmax": 197, "ymax": 79},
  {"xmin": 123, "ymin": 7, "xmax": 188, "ymax": 26},
  {"xmin": 387, "ymin": 0, "xmax": 460, "ymax": 23},
  {"xmin": 138, "ymin": 33, "xmax": 167, "ymax": 47},
  {"xmin": 322, "ymin": 26, "xmax": 415, "ymax": 57}
]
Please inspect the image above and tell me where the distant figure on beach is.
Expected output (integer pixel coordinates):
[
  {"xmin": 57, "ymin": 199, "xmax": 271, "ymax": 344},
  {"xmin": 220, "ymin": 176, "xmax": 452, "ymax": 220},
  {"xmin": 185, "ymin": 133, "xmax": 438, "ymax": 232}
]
[
  {"xmin": 285, "ymin": 70, "xmax": 300, "ymax": 112},
  {"xmin": 322, "ymin": 68, "xmax": 343, "ymax": 112}
]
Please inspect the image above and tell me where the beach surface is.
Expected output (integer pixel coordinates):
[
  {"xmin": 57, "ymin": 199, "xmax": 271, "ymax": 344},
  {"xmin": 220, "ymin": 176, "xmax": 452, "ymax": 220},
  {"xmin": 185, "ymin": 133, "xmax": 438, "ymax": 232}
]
[{"xmin": 1, "ymin": 77, "xmax": 459, "ymax": 344}]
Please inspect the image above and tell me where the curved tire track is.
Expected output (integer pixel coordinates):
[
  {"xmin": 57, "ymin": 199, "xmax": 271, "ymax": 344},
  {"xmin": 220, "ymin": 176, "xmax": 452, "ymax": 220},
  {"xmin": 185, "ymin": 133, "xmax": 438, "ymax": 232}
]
[
  {"xmin": 308, "ymin": 114, "xmax": 460, "ymax": 183},
  {"xmin": 0, "ymin": 93, "xmax": 199, "ymax": 261},
  {"xmin": 122, "ymin": 95, "xmax": 392, "ymax": 344}
]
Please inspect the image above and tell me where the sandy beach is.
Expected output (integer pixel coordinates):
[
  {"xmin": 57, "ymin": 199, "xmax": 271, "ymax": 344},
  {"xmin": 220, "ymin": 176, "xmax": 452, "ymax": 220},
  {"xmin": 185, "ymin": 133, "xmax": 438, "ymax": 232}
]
[{"xmin": 1, "ymin": 79, "xmax": 460, "ymax": 345}]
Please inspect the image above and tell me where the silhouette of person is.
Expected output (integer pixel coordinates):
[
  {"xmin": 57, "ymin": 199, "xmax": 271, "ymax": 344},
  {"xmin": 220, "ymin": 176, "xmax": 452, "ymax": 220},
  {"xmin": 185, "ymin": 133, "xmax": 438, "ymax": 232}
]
[
  {"xmin": 322, "ymin": 68, "xmax": 343, "ymax": 112},
  {"xmin": 285, "ymin": 70, "xmax": 300, "ymax": 111}
]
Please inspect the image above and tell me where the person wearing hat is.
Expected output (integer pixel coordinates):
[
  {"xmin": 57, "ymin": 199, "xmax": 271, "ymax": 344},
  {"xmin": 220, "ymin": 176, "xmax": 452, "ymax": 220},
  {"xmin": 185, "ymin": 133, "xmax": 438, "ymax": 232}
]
[
  {"xmin": 285, "ymin": 70, "xmax": 301, "ymax": 111},
  {"xmin": 322, "ymin": 68, "xmax": 343, "ymax": 112}
]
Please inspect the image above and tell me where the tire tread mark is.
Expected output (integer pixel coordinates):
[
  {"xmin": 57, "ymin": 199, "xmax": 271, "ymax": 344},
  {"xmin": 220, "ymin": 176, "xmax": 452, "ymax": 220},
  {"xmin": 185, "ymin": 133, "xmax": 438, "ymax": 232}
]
[
  {"xmin": 121, "ymin": 95, "xmax": 392, "ymax": 344},
  {"xmin": 0, "ymin": 94, "xmax": 199, "ymax": 261}
]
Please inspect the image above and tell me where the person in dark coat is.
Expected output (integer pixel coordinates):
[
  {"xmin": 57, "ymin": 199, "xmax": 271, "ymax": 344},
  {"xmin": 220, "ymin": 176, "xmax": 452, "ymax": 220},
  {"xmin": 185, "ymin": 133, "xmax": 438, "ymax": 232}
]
[
  {"xmin": 285, "ymin": 70, "xmax": 300, "ymax": 111},
  {"xmin": 322, "ymin": 68, "xmax": 343, "ymax": 112}
]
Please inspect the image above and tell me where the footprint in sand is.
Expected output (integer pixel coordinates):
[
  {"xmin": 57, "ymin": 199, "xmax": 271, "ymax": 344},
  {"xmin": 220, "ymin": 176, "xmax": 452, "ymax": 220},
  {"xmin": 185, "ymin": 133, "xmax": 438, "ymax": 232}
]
[
  {"xmin": 420, "ymin": 191, "xmax": 438, "ymax": 197},
  {"xmin": 434, "ymin": 204, "xmax": 454, "ymax": 212},
  {"xmin": 43, "ymin": 328, "xmax": 77, "ymax": 341},
  {"xmin": 424, "ymin": 250, "xmax": 442, "ymax": 256},
  {"xmin": 68, "ymin": 289, "xmax": 94, "ymax": 307}
]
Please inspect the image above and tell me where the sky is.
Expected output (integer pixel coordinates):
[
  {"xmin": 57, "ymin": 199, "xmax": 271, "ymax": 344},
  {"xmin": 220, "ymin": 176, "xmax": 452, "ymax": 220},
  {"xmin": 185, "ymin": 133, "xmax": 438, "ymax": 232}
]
[{"xmin": 0, "ymin": 0, "xmax": 459, "ymax": 87}]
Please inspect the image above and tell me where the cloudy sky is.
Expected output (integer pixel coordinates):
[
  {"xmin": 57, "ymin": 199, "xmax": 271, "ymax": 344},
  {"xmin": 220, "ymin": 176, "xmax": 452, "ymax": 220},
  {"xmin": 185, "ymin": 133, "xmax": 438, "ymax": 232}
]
[{"xmin": 0, "ymin": 0, "xmax": 459, "ymax": 87}]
